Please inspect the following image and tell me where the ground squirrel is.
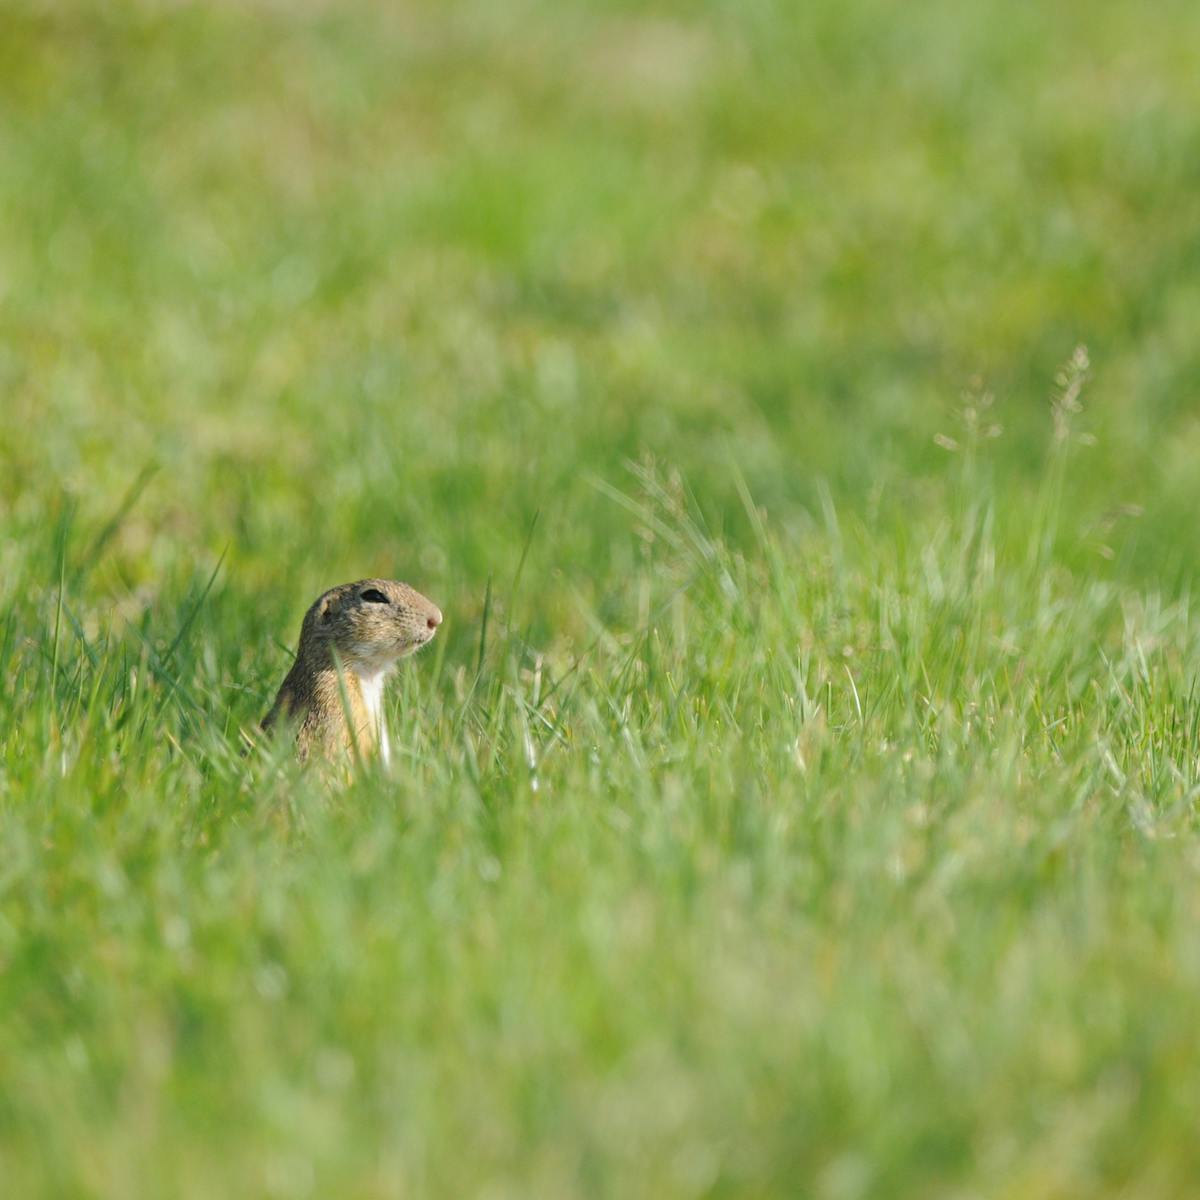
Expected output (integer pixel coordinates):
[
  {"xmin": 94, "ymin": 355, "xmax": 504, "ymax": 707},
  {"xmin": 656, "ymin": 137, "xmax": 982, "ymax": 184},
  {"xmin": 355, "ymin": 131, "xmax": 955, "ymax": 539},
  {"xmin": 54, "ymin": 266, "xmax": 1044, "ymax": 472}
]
[{"xmin": 262, "ymin": 579, "xmax": 442, "ymax": 764}]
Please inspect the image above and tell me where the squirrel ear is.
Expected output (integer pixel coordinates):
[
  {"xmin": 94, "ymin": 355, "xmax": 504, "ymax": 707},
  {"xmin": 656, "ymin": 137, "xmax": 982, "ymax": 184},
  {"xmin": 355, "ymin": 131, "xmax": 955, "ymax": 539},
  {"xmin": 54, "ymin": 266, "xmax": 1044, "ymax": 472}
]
[{"xmin": 318, "ymin": 597, "xmax": 332, "ymax": 621}]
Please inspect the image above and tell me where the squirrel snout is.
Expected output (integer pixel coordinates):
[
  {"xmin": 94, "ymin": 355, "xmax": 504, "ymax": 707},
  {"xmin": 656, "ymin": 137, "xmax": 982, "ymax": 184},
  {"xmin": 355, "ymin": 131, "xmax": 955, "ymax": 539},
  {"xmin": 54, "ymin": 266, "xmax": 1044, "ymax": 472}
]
[{"xmin": 426, "ymin": 608, "xmax": 443, "ymax": 630}]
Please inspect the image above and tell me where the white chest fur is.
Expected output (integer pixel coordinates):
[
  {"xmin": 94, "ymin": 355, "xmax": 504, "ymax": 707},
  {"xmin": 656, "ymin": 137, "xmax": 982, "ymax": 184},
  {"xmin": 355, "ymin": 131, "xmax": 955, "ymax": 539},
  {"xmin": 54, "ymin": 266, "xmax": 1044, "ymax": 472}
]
[{"xmin": 356, "ymin": 668, "xmax": 391, "ymax": 767}]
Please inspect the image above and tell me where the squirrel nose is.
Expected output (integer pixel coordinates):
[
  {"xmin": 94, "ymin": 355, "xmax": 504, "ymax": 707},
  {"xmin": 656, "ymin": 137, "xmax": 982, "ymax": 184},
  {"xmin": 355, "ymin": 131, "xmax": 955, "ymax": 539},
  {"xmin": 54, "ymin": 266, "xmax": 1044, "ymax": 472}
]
[{"xmin": 427, "ymin": 609, "xmax": 442, "ymax": 630}]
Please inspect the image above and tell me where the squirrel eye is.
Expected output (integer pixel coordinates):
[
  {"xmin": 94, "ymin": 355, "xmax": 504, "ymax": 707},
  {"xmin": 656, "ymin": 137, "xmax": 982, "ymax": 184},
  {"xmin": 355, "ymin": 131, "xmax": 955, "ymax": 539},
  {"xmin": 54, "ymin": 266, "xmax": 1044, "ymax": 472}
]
[{"xmin": 360, "ymin": 588, "xmax": 389, "ymax": 604}]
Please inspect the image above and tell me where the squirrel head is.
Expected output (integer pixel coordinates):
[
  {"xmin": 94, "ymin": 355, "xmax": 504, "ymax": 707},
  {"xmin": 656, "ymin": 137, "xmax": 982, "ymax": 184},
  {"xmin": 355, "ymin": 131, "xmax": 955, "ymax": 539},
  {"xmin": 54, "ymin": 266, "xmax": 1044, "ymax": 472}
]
[{"xmin": 301, "ymin": 578, "xmax": 443, "ymax": 673}]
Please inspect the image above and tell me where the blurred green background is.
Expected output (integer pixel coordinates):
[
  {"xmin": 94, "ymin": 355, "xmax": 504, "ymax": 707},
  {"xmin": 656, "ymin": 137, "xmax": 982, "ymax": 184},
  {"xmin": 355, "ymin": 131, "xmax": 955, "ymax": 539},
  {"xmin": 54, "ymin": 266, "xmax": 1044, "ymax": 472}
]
[
  {"xmin": 4, "ymin": 0, "xmax": 1199, "ymax": 612},
  {"xmin": 3, "ymin": 1, "xmax": 1200, "ymax": 1197}
]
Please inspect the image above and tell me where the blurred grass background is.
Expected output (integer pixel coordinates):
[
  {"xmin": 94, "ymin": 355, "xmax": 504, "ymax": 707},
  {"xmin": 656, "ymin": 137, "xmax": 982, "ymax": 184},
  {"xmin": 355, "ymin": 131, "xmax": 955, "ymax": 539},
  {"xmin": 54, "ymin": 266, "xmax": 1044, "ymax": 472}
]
[{"xmin": 2, "ymin": 1, "xmax": 1200, "ymax": 1196}]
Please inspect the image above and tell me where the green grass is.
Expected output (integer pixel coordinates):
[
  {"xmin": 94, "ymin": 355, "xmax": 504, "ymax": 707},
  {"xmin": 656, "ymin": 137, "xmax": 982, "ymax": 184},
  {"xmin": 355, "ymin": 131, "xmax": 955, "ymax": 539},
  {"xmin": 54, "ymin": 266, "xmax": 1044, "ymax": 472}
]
[{"xmin": 3, "ymin": 0, "xmax": 1200, "ymax": 1195}]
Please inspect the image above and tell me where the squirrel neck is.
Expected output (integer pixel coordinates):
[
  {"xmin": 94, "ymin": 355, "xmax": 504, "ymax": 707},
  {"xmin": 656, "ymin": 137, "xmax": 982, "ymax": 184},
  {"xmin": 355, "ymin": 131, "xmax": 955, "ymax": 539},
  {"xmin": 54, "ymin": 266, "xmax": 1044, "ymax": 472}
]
[
  {"xmin": 294, "ymin": 642, "xmax": 394, "ymax": 763},
  {"xmin": 354, "ymin": 664, "xmax": 392, "ymax": 767}
]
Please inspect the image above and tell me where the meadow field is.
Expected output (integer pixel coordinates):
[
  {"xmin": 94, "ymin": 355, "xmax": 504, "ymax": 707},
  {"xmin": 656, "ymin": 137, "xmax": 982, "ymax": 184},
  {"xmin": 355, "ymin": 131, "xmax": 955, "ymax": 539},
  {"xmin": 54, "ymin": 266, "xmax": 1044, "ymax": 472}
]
[{"xmin": 3, "ymin": 1, "xmax": 1200, "ymax": 1195}]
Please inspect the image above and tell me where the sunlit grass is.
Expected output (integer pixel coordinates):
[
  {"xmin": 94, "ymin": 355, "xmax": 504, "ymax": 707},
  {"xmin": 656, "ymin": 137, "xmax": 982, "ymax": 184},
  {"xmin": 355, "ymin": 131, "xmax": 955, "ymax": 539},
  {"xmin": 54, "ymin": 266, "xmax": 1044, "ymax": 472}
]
[{"xmin": 3, "ymin": 1, "xmax": 1200, "ymax": 1196}]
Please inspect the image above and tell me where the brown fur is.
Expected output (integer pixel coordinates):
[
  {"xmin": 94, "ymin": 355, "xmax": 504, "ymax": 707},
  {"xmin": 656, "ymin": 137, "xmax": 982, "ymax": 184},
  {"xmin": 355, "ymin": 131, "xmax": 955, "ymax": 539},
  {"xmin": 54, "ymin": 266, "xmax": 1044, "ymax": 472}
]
[{"xmin": 262, "ymin": 578, "xmax": 442, "ymax": 762}]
